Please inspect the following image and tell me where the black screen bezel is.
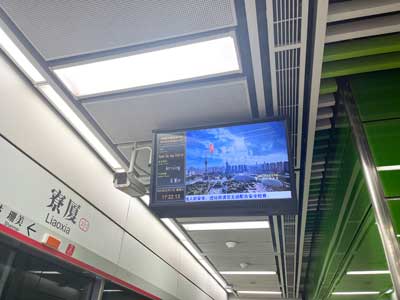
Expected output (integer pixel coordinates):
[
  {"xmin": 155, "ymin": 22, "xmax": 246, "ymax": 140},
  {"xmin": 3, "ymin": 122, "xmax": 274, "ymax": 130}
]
[{"xmin": 149, "ymin": 117, "xmax": 297, "ymax": 217}]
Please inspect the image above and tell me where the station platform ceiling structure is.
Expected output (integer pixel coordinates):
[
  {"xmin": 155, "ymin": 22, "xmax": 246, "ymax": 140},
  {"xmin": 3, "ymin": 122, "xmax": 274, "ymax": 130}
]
[{"xmin": 0, "ymin": 1, "xmax": 399, "ymax": 299}]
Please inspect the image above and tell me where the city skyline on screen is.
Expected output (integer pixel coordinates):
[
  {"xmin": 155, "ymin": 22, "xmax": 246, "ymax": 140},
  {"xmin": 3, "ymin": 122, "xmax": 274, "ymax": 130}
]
[{"xmin": 185, "ymin": 121, "xmax": 289, "ymax": 170}]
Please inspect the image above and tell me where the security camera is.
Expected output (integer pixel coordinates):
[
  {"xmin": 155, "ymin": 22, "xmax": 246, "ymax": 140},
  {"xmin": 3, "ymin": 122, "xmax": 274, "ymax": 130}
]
[
  {"xmin": 113, "ymin": 171, "xmax": 147, "ymax": 197},
  {"xmin": 113, "ymin": 142, "xmax": 152, "ymax": 197}
]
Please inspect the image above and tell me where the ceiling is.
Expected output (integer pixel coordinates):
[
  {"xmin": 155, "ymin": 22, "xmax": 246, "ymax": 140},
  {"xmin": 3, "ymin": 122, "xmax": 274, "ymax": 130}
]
[{"xmin": 0, "ymin": 0, "xmax": 399, "ymax": 299}]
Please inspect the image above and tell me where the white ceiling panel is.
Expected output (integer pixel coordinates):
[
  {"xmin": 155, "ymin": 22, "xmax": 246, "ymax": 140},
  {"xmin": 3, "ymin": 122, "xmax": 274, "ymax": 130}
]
[
  {"xmin": 328, "ymin": 0, "xmax": 400, "ymax": 23},
  {"xmin": 325, "ymin": 13, "xmax": 400, "ymax": 43},
  {"xmin": 84, "ymin": 79, "xmax": 252, "ymax": 144},
  {"xmin": 206, "ymin": 254, "xmax": 277, "ymax": 270},
  {"xmin": 187, "ymin": 229, "xmax": 273, "ymax": 244},
  {"xmin": 178, "ymin": 216, "xmax": 269, "ymax": 223},
  {"xmin": 0, "ymin": 0, "xmax": 237, "ymax": 60},
  {"xmin": 223, "ymin": 274, "xmax": 280, "ymax": 289},
  {"xmin": 198, "ymin": 241, "xmax": 274, "ymax": 256}
]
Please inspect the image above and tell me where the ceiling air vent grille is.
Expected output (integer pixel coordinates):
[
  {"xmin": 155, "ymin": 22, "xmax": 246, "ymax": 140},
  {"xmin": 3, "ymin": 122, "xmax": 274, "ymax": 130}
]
[
  {"xmin": 266, "ymin": 0, "xmax": 309, "ymax": 296},
  {"xmin": 283, "ymin": 215, "xmax": 297, "ymax": 297},
  {"xmin": 267, "ymin": 0, "xmax": 307, "ymax": 170},
  {"xmin": 272, "ymin": 0, "xmax": 302, "ymax": 47},
  {"xmin": 275, "ymin": 48, "xmax": 300, "ymax": 165}
]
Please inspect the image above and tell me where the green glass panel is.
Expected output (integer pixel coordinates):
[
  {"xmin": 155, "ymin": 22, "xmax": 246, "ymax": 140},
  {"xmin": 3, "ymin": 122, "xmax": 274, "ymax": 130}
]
[
  {"xmin": 348, "ymin": 225, "xmax": 388, "ymax": 272},
  {"xmin": 364, "ymin": 119, "xmax": 400, "ymax": 166},
  {"xmin": 379, "ymin": 171, "xmax": 400, "ymax": 198},
  {"xmin": 334, "ymin": 274, "xmax": 391, "ymax": 292},
  {"xmin": 323, "ymin": 33, "xmax": 400, "ymax": 62},
  {"xmin": 321, "ymin": 52, "xmax": 400, "ymax": 79},
  {"xmin": 350, "ymin": 69, "xmax": 400, "ymax": 122},
  {"xmin": 315, "ymin": 129, "xmax": 331, "ymax": 139},
  {"xmin": 388, "ymin": 200, "xmax": 400, "ymax": 235},
  {"xmin": 331, "ymin": 295, "xmax": 383, "ymax": 300},
  {"xmin": 320, "ymin": 78, "xmax": 337, "ymax": 95}
]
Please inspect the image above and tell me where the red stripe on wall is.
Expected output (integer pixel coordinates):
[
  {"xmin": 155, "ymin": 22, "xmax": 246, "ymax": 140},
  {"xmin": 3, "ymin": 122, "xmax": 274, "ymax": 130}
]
[{"xmin": 0, "ymin": 224, "xmax": 161, "ymax": 300}]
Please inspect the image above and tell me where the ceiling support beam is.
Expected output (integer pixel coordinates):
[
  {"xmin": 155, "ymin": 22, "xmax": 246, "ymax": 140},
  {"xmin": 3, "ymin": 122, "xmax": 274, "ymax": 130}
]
[
  {"xmin": 323, "ymin": 33, "xmax": 400, "ymax": 63},
  {"xmin": 244, "ymin": 0, "xmax": 266, "ymax": 118},
  {"xmin": 326, "ymin": 13, "xmax": 400, "ymax": 44},
  {"xmin": 319, "ymin": 79, "xmax": 337, "ymax": 96},
  {"xmin": 328, "ymin": 0, "xmax": 400, "ymax": 23},
  {"xmin": 322, "ymin": 52, "xmax": 400, "ymax": 79},
  {"xmin": 296, "ymin": 0, "xmax": 329, "ymax": 297}
]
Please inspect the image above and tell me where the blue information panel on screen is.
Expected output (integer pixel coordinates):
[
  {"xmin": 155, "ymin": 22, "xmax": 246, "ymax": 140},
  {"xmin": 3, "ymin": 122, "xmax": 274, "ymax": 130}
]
[
  {"xmin": 184, "ymin": 121, "xmax": 291, "ymax": 202},
  {"xmin": 150, "ymin": 119, "xmax": 298, "ymax": 218},
  {"xmin": 151, "ymin": 119, "xmax": 296, "ymax": 217}
]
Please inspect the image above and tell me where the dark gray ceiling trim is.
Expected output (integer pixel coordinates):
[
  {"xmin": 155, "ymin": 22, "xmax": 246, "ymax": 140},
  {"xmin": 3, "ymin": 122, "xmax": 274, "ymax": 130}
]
[{"xmin": 234, "ymin": 0, "xmax": 260, "ymax": 119}]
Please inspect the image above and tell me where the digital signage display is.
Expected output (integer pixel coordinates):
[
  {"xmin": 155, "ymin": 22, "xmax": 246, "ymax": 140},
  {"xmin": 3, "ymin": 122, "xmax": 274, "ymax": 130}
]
[{"xmin": 150, "ymin": 119, "xmax": 297, "ymax": 217}]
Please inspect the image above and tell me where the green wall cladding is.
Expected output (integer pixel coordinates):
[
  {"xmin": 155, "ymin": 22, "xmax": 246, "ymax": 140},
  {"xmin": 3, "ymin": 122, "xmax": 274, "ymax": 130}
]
[
  {"xmin": 320, "ymin": 78, "xmax": 337, "ymax": 95},
  {"xmin": 305, "ymin": 81, "xmax": 399, "ymax": 299},
  {"xmin": 323, "ymin": 34, "xmax": 400, "ymax": 63},
  {"xmin": 364, "ymin": 119, "xmax": 400, "ymax": 167},
  {"xmin": 350, "ymin": 69, "xmax": 400, "ymax": 122},
  {"xmin": 379, "ymin": 171, "xmax": 400, "ymax": 198},
  {"xmin": 322, "ymin": 52, "xmax": 400, "ymax": 79},
  {"xmin": 305, "ymin": 122, "xmax": 370, "ymax": 299},
  {"xmin": 388, "ymin": 200, "xmax": 400, "ymax": 235},
  {"xmin": 349, "ymin": 70, "xmax": 400, "ymax": 200}
]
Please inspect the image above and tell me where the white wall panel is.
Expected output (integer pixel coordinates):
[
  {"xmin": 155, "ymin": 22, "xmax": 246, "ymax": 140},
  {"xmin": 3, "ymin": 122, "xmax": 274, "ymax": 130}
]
[
  {"xmin": 0, "ymin": 136, "xmax": 124, "ymax": 264},
  {"xmin": 118, "ymin": 232, "xmax": 178, "ymax": 297},
  {"xmin": 177, "ymin": 274, "xmax": 213, "ymax": 300},
  {"xmin": 126, "ymin": 197, "xmax": 227, "ymax": 300},
  {"xmin": 124, "ymin": 197, "xmax": 180, "ymax": 267},
  {"xmin": 178, "ymin": 244, "xmax": 211, "ymax": 291}
]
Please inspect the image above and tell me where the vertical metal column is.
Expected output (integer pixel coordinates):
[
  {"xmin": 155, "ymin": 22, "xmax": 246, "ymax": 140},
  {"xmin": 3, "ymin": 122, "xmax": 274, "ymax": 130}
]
[
  {"xmin": 343, "ymin": 86, "xmax": 400, "ymax": 297},
  {"xmin": 90, "ymin": 277, "xmax": 105, "ymax": 300}
]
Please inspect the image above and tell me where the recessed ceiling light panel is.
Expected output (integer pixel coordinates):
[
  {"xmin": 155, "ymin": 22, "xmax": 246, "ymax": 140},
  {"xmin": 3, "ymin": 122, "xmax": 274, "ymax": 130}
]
[
  {"xmin": 347, "ymin": 270, "xmax": 390, "ymax": 275},
  {"xmin": 237, "ymin": 291, "xmax": 281, "ymax": 295},
  {"xmin": 221, "ymin": 271, "xmax": 276, "ymax": 275},
  {"xmin": 183, "ymin": 221, "xmax": 270, "ymax": 231},
  {"xmin": 54, "ymin": 35, "xmax": 240, "ymax": 97},
  {"xmin": 332, "ymin": 291, "xmax": 380, "ymax": 295}
]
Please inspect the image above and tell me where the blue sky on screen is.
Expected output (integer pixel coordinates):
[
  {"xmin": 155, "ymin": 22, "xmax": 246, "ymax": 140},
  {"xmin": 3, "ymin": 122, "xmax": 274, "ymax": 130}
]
[{"xmin": 186, "ymin": 121, "xmax": 289, "ymax": 169}]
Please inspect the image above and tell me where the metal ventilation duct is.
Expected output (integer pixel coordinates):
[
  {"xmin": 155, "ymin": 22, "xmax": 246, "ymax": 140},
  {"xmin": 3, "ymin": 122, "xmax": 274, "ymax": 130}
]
[{"xmin": 265, "ymin": 0, "xmax": 309, "ymax": 297}]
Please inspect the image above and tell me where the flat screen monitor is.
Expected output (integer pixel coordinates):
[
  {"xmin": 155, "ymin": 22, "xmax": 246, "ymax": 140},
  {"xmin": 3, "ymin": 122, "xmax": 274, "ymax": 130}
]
[{"xmin": 150, "ymin": 119, "xmax": 297, "ymax": 217}]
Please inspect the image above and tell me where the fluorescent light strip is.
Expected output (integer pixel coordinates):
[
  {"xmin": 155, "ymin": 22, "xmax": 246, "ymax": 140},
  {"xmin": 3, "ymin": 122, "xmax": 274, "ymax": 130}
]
[
  {"xmin": 54, "ymin": 36, "xmax": 239, "ymax": 97},
  {"xmin": 183, "ymin": 221, "xmax": 270, "ymax": 231},
  {"xmin": 162, "ymin": 218, "xmax": 186, "ymax": 241},
  {"xmin": 182, "ymin": 240, "xmax": 202, "ymax": 260},
  {"xmin": 347, "ymin": 270, "xmax": 390, "ymax": 275},
  {"xmin": 29, "ymin": 271, "xmax": 61, "ymax": 274},
  {"xmin": 220, "ymin": 271, "xmax": 276, "ymax": 275},
  {"xmin": 103, "ymin": 290, "xmax": 123, "ymax": 293},
  {"xmin": 332, "ymin": 292, "xmax": 380, "ymax": 295},
  {"xmin": 377, "ymin": 165, "xmax": 400, "ymax": 171},
  {"xmin": 38, "ymin": 84, "xmax": 122, "ymax": 170},
  {"xmin": 0, "ymin": 27, "xmax": 45, "ymax": 83},
  {"xmin": 199, "ymin": 259, "xmax": 227, "ymax": 287},
  {"xmin": 237, "ymin": 291, "xmax": 281, "ymax": 295},
  {"xmin": 385, "ymin": 288, "xmax": 393, "ymax": 294}
]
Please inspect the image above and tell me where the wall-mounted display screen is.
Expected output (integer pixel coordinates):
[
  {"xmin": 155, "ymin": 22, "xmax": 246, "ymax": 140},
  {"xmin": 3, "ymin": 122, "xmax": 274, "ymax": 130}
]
[{"xmin": 150, "ymin": 119, "xmax": 297, "ymax": 217}]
